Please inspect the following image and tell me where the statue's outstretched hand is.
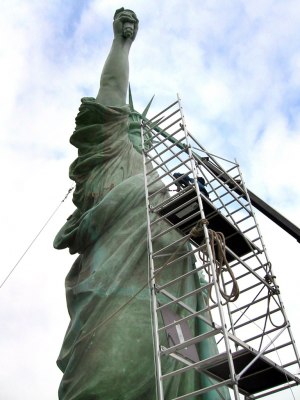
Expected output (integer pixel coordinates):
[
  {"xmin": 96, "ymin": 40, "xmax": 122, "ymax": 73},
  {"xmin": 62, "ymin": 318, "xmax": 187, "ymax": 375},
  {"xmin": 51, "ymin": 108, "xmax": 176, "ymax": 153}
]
[{"xmin": 113, "ymin": 9, "xmax": 139, "ymax": 41}]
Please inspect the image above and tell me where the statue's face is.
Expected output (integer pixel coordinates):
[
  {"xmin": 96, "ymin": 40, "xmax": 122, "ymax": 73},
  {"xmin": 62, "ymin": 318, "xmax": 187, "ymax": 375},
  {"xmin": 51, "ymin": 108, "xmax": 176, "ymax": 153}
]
[{"xmin": 128, "ymin": 131, "xmax": 142, "ymax": 154}]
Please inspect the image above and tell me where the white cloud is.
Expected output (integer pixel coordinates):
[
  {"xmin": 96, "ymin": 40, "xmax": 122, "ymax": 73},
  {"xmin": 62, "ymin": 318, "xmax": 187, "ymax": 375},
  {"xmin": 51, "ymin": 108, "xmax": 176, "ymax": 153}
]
[{"xmin": 1, "ymin": 1, "xmax": 300, "ymax": 399}]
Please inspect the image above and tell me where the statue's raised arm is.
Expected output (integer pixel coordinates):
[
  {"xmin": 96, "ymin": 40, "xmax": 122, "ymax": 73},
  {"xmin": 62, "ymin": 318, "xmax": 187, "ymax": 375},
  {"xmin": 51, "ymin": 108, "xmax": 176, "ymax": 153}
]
[{"xmin": 96, "ymin": 8, "xmax": 139, "ymax": 107}]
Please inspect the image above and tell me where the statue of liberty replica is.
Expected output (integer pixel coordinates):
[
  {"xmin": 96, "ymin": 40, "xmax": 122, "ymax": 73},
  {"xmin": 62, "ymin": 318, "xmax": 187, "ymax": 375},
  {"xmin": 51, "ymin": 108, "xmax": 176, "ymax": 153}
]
[{"xmin": 54, "ymin": 8, "xmax": 229, "ymax": 400}]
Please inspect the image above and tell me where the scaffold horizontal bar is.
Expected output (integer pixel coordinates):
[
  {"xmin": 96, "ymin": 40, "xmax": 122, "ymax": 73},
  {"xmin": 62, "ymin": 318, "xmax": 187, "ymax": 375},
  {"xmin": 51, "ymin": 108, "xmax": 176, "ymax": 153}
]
[
  {"xmin": 146, "ymin": 100, "xmax": 178, "ymax": 123},
  {"xmin": 252, "ymin": 236, "xmax": 260, "ymax": 243},
  {"xmin": 233, "ymin": 307, "xmax": 281, "ymax": 330},
  {"xmin": 160, "ymin": 289, "xmax": 217, "ymax": 329},
  {"xmin": 242, "ymin": 225, "xmax": 256, "ymax": 234},
  {"xmin": 238, "ymin": 364, "xmax": 274, "ymax": 382},
  {"xmin": 154, "ymin": 247, "xmax": 202, "ymax": 271},
  {"xmin": 158, "ymin": 303, "xmax": 218, "ymax": 333},
  {"xmin": 160, "ymin": 328, "xmax": 221, "ymax": 356},
  {"xmin": 218, "ymin": 194, "xmax": 245, "ymax": 209},
  {"xmin": 144, "ymin": 117, "xmax": 182, "ymax": 143},
  {"xmin": 146, "ymin": 147, "xmax": 188, "ymax": 175},
  {"xmin": 199, "ymin": 207, "xmax": 219, "ymax": 221},
  {"xmin": 211, "ymin": 191, "xmax": 243, "ymax": 206},
  {"xmin": 225, "ymin": 165, "xmax": 239, "ymax": 174},
  {"xmin": 235, "ymin": 214, "xmax": 252, "ymax": 225},
  {"xmin": 264, "ymin": 341, "xmax": 293, "ymax": 354},
  {"xmin": 161, "ymin": 351, "xmax": 228, "ymax": 380},
  {"xmin": 224, "ymin": 249, "xmax": 274, "ymax": 291},
  {"xmin": 231, "ymin": 294, "xmax": 270, "ymax": 314},
  {"xmin": 145, "ymin": 126, "xmax": 184, "ymax": 155},
  {"xmin": 172, "ymin": 379, "xmax": 232, "ymax": 400},
  {"xmin": 149, "ymin": 180, "xmax": 182, "ymax": 201},
  {"xmin": 282, "ymin": 360, "xmax": 299, "ymax": 368},
  {"xmin": 143, "ymin": 114, "xmax": 163, "ymax": 131},
  {"xmin": 210, "ymin": 175, "xmax": 236, "ymax": 191},
  {"xmin": 226, "ymin": 258, "xmax": 264, "ymax": 276},
  {"xmin": 225, "ymin": 204, "xmax": 249, "ymax": 217},
  {"xmin": 235, "ymin": 326, "xmax": 288, "ymax": 381},
  {"xmin": 213, "ymin": 187, "xmax": 251, "ymax": 215},
  {"xmin": 155, "ymin": 262, "xmax": 210, "ymax": 291},
  {"xmin": 147, "ymin": 157, "xmax": 193, "ymax": 187},
  {"xmin": 145, "ymin": 131, "xmax": 185, "ymax": 164},
  {"xmin": 232, "ymin": 250, "xmax": 258, "ymax": 265},
  {"xmin": 157, "ymin": 283, "xmax": 213, "ymax": 311},
  {"xmin": 150, "ymin": 195, "xmax": 198, "ymax": 227},
  {"xmin": 151, "ymin": 210, "xmax": 201, "ymax": 241},
  {"xmin": 152, "ymin": 234, "xmax": 191, "ymax": 256},
  {"xmin": 231, "ymin": 174, "xmax": 240, "ymax": 180},
  {"xmin": 244, "ymin": 326, "xmax": 284, "ymax": 344},
  {"xmin": 153, "ymin": 246, "xmax": 207, "ymax": 275},
  {"xmin": 251, "ymin": 382, "xmax": 299, "ymax": 399},
  {"xmin": 149, "ymin": 107, "xmax": 181, "ymax": 131},
  {"xmin": 239, "ymin": 281, "xmax": 264, "ymax": 294},
  {"xmin": 151, "ymin": 182, "xmax": 197, "ymax": 212},
  {"xmin": 225, "ymin": 263, "xmax": 268, "ymax": 285}
]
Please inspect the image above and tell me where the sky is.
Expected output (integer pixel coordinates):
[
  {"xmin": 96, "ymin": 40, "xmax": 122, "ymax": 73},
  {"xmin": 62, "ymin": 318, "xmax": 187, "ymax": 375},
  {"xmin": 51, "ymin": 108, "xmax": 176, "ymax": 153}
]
[{"xmin": 0, "ymin": 0, "xmax": 300, "ymax": 399}]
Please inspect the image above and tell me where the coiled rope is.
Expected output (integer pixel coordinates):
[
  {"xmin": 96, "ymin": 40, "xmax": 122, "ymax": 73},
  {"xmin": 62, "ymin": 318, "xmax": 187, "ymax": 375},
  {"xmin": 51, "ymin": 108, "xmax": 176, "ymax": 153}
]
[{"xmin": 197, "ymin": 220, "xmax": 240, "ymax": 304}]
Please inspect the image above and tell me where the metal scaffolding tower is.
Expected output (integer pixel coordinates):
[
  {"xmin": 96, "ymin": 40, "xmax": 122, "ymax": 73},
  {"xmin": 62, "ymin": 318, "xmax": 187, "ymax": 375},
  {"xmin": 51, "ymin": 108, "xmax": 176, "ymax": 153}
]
[{"xmin": 141, "ymin": 95, "xmax": 300, "ymax": 399}]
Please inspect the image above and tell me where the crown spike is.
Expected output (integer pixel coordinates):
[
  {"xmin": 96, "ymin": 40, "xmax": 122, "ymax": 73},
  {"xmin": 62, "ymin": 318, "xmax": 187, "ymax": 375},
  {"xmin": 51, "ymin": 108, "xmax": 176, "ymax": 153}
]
[
  {"xmin": 128, "ymin": 85, "xmax": 154, "ymax": 118},
  {"xmin": 142, "ymin": 95, "xmax": 155, "ymax": 118},
  {"xmin": 128, "ymin": 83, "xmax": 134, "ymax": 111}
]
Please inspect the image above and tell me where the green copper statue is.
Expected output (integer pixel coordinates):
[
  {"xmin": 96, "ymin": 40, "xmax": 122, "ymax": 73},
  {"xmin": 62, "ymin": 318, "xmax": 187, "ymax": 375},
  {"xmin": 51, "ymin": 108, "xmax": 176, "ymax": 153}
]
[{"xmin": 54, "ymin": 8, "xmax": 229, "ymax": 400}]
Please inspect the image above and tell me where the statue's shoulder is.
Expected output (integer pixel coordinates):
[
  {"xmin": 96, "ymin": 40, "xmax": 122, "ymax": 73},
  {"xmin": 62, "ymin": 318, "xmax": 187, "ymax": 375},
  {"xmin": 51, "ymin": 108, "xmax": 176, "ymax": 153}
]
[
  {"xmin": 80, "ymin": 97, "xmax": 130, "ymax": 114},
  {"xmin": 74, "ymin": 98, "xmax": 131, "ymax": 131}
]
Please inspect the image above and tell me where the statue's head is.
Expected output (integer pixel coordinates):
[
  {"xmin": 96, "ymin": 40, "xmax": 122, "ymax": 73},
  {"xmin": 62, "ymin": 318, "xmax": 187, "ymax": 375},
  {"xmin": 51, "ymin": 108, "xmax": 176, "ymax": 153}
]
[
  {"xmin": 128, "ymin": 113, "xmax": 141, "ymax": 153},
  {"xmin": 128, "ymin": 87, "xmax": 154, "ymax": 154}
]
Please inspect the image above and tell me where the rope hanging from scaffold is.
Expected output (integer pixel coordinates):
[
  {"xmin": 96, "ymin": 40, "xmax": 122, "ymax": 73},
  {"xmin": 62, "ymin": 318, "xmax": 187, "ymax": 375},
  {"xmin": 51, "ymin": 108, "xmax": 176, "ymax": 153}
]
[{"xmin": 192, "ymin": 219, "xmax": 240, "ymax": 304}]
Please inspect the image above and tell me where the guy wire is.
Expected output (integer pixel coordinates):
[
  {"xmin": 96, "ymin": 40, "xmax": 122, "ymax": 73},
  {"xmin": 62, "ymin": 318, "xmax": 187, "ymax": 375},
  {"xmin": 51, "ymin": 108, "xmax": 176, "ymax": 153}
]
[{"xmin": 0, "ymin": 186, "xmax": 74, "ymax": 290}]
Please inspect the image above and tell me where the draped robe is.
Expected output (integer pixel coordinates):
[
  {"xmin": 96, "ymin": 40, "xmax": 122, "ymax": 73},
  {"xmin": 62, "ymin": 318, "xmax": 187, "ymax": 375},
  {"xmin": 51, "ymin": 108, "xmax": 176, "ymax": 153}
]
[{"xmin": 54, "ymin": 98, "xmax": 229, "ymax": 400}]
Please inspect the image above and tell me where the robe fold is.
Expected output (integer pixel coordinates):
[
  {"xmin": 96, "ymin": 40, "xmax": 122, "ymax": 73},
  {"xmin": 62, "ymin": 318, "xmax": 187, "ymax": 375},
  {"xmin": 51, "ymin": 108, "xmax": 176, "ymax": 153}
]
[{"xmin": 54, "ymin": 98, "xmax": 230, "ymax": 400}]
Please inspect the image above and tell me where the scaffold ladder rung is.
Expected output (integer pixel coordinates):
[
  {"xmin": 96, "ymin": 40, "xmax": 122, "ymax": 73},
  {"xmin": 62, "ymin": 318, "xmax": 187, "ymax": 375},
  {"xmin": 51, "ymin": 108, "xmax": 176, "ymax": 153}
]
[
  {"xmin": 145, "ymin": 131, "xmax": 185, "ymax": 163},
  {"xmin": 160, "ymin": 328, "xmax": 222, "ymax": 356},
  {"xmin": 158, "ymin": 304, "xmax": 219, "ymax": 333},
  {"xmin": 146, "ymin": 148, "xmax": 188, "ymax": 175},
  {"xmin": 157, "ymin": 283, "xmax": 214, "ymax": 310},
  {"xmin": 172, "ymin": 380, "xmax": 232, "ymax": 400},
  {"xmin": 143, "ymin": 117, "xmax": 182, "ymax": 141}
]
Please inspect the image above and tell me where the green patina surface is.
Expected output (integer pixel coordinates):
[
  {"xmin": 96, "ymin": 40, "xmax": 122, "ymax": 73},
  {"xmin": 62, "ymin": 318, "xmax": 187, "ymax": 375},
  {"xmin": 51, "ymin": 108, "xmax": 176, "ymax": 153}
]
[{"xmin": 54, "ymin": 8, "xmax": 230, "ymax": 400}]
